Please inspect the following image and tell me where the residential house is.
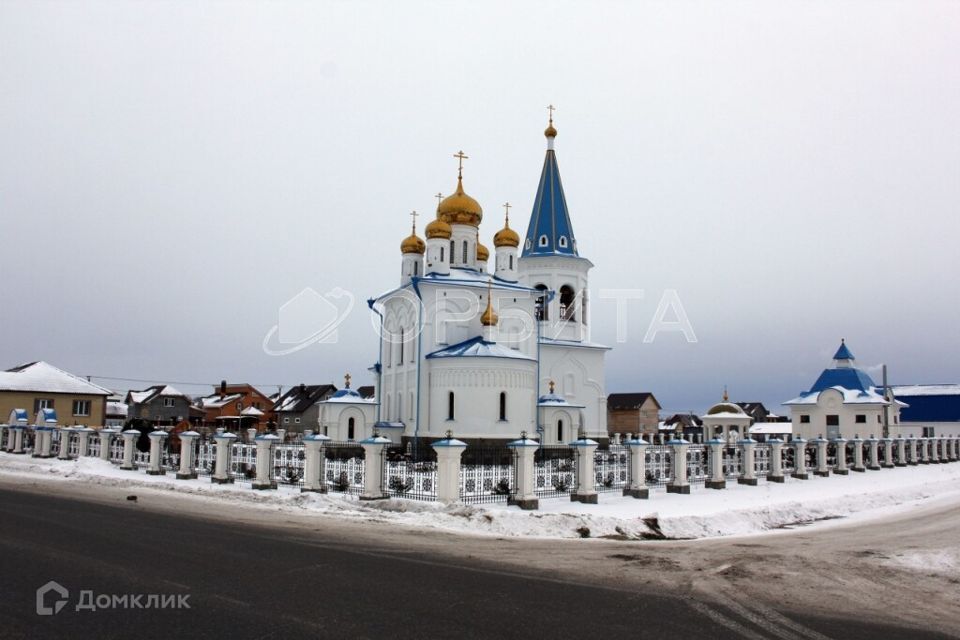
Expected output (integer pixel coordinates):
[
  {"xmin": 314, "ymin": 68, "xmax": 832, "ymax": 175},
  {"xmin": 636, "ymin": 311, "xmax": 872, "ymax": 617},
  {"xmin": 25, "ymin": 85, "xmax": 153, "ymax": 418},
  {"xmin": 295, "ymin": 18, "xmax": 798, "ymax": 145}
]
[
  {"xmin": 198, "ymin": 382, "xmax": 275, "ymax": 429},
  {"xmin": 661, "ymin": 413, "xmax": 704, "ymax": 441},
  {"xmin": 272, "ymin": 384, "xmax": 337, "ymax": 432},
  {"xmin": 125, "ymin": 385, "xmax": 192, "ymax": 426},
  {"xmin": 356, "ymin": 385, "xmax": 375, "ymax": 401},
  {"xmin": 888, "ymin": 384, "xmax": 960, "ymax": 438},
  {"xmin": 0, "ymin": 361, "xmax": 111, "ymax": 427},
  {"xmin": 735, "ymin": 402, "xmax": 772, "ymax": 423},
  {"xmin": 105, "ymin": 394, "xmax": 128, "ymax": 427},
  {"xmin": 606, "ymin": 392, "xmax": 661, "ymax": 438}
]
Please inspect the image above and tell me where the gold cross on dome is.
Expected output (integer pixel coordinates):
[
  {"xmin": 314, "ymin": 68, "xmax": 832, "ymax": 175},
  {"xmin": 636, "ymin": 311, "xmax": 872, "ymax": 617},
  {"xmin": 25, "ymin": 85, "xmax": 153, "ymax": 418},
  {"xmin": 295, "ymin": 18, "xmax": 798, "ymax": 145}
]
[
  {"xmin": 409, "ymin": 210, "xmax": 418, "ymax": 232},
  {"xmin": 454, "ymin": 150, "xmax": 468, "ymax": 177},
  {"xmin": 435, "ymin": 192, "xmax": 443, "ymax": 208},
  {"xmin": 502, "ymin": 202, "xmax": 511, "ymax": 224},
  {"xmin": 344, "ymin": 373, "xmax": 351, "ymax": 389},
  {"xmin": 546, "ymin": 104, "xmax": 556, "ymax": 123}
]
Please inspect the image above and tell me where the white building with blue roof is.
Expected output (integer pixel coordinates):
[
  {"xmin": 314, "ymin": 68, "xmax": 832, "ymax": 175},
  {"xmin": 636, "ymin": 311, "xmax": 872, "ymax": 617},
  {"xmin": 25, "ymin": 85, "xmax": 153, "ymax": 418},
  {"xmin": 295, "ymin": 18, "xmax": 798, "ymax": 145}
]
[
  {"xmin": 784, "ymin": 340, "xmax": 905, "ymax": 439},
  {"xmin": 369, "ymin": 113, "xmax": 608, "ymax": 444}
]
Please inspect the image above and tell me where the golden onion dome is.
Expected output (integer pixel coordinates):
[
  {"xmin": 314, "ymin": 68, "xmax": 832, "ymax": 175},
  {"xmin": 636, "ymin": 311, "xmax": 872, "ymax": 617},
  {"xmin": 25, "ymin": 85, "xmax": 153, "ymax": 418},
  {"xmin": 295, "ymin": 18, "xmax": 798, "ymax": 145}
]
[
  {"xmin": 425, "ymin": 216, "xmax": 452, "ymax": 240},
  {"xmin": 494, "ymin": 220, "xmax": 520, "ymax": 248},
  {"xmin": 480, "ymin": 281, "xmax": 498, "ymax": 327},
  {"xmin": 438, "ymin": 176, "xmax": 482, "ymax": 227},
  {"xmin": 476, "ymin": 242, "xmax": 489, "ymax": 262},
  {"xmin": 545, "ymin": 121, "xmax": 557, "ymax": 138},
  {"xmin": 400, "ymin": 231, "xmax": 425, "ymax": 254}
]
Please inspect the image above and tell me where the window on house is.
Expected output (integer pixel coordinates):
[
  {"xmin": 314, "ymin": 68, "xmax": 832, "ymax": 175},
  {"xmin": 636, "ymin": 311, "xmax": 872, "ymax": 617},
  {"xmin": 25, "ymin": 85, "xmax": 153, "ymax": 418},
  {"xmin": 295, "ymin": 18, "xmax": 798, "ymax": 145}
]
[
  {"xmin": 557, "ymin": 419, "xmax": 564, "ymax": 442},
  {"xmin": 236, "ymin": 402, "xmax": 243, "ymax": 411},
  {"xmin": 447, "ymin": 392, "xmax": 455, "ymax": 421},
  {"xmin": 253, "ymin": 402, "xmax": 261, "ymax": 410},
  {"xmin": 163, "ymin": 398, "xmax": 175, "ymax": 408},
  {"xmin": 348, "ymin": 417, "xmax": 355, "ymax": 440},
  {"xmin": 854, "ymin": 414, "xmax": 865, "ymax": 424},
  {"xmin": 499, "ymin": 392, "xmax": 507, "ymax": 421},
  {"xmin": 72, "ymin": 400, "xmax": 91, "ymax": 417},
  {"xmin": 283, "ymin": 417, "xmax": 289, "ymax": 424},
  {"xmin": 294, "ymin": 417, "xmax": 301, "ymax": 424},
  {"xmin": 826, "ymin": 415, "xmax": 839, "ymax": 426},
  {"xmin": 34, "ymin": 398, "xmax": 54, "ymax": 412},
  {"xmin": 800, "ymin": 415, "xmax": 810, "ymax": 424}
]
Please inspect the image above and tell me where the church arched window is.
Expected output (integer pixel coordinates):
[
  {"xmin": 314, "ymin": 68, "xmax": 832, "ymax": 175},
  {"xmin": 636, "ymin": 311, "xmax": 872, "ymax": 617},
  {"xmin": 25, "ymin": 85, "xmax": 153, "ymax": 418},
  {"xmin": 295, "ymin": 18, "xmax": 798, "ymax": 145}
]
[
  {"xmin": 463, "ymin": 240, "xmax": 469, "ymax": 264},
  {"xmin": 534, "ymin": 284, "xmax": 548, "ymax": 321},
  {"xmin": 558, "ymin": 236, "xmax": 568, "ymax": 248},
  {"xmin": 539, "ymin": 235, "xmax": 548, "ymax": 247},
  {"xmin": 440, "ymin": 246, "xmax": 444, "ymax": 262},
  {"xmin": 557, "ymin": 419, "xmax": 564, "ymax": 443},
  {"xmin": 560, "ymin": 285, "xmax": 576, "ymax": 322},
  {"xmin": 399, "ymin": 328, "xmax": 404, "ymax": 365},
  {"xmin": 508, "ymin": 255, "xmax": 514, "ymax": 270},
  {"xmin": 413, "ymin": 261, "xmax": 419, "ymax": 276},
  {"xmin": 450, "ymin": 240, "xmax": 455, "ymax": 264},
  {"xmin": 499, "ymin": 392, "xmax": 507, "ymax": 421},
  {"xmin": 348, "ymin": 417, "xmax": 355, "ymax": 441},
  {"xmin": 447, "ymin": 392, "xmax": 455, "ymax": 421}
]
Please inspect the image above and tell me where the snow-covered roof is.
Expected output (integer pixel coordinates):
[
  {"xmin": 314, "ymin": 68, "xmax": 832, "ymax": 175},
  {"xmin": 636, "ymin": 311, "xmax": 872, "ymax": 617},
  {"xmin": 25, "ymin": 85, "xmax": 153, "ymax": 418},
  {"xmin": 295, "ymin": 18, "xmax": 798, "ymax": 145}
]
[
  {"xmin": 539, "ymin": 337, "xmax": 611, "ymax": 351},
  {"xmin": 0, "ymin": 361, "xmax": 111, "ymax": 396},
  {"xmin": 200, "ymin": 393, "xmax": 242, "ymax": 408},
  {"xmin": 426, "ymin": 336, "xmax": 535, "ymax": 361},
  {"xmin": 323, "ymin": 387, "xmax": 376, "ymax": 404},
  {"xmin": 537, "ymin": 392, "xmax": 585, "ymax": 408},
  {"xmin": 106, "ymin": 402, "xmax": 128, "ymax": 417},
  {"xmin": 784, "ymin": 386, "xmax": 896, "ymax": 406},
  {"xmin": 126, "ymin": 384, "xmax": 188, "ymax": 406},
  {"xmin": 749, "ymin": 422, "xmax": 793, "ymax": 435},
  {"xmin": 890, "ymin": 384, "xmax": 960, "ymax": 397},
  {"xmin": 240, "ymin": 406, "xmax": 264, "ymax": 416}
]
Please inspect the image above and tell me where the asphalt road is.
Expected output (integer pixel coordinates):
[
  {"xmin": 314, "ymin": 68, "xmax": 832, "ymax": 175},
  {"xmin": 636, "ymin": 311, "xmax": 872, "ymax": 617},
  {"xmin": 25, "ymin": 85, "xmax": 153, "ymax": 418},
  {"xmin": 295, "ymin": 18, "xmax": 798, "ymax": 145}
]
[{"xmin": 0, "ymin": 487, "xmax": 949, "ymax": 639}]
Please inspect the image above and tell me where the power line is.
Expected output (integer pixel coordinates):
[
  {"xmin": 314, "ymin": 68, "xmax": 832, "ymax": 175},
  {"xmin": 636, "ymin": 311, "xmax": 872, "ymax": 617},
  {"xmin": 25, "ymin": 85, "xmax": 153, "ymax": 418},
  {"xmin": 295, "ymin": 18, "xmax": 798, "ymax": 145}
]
[{"xmin": 87, "ymin": 374, "xmax": 294, "ymax": 390}]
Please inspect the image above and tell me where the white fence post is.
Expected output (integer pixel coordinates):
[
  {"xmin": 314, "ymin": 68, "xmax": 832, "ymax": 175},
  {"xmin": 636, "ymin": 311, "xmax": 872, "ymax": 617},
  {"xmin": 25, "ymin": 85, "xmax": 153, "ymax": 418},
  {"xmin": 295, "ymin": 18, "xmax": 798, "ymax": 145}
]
[
  {"xmin": 768, "ymin": 438, "xmax": 785, "ymax": 483},
  {"xmin": 897, "ymin": 436, "xmax": 909, "ymax": 466},
  {"xmin": 812, "ymin": 436, "xmax": 830, "ymax": 477},
  {"xmin": 507, "ymin": 435, "xmax": 539, "ymax": 510},
  {"xmin": 848, "ymin": 435, "xmax": 863, "ymax": 472},
  {"xmin": 147, "ymin": 430, "xmax": 168, "ymax": 475},
  {"xmin": 866, "ymin": 435, "xmax": 881, "ymax": 470},
  {"xmin": 99, "ymin": 428, "xmax": 117, "ymax": 462},
  {"xmin": 667, "ymin": 436, "xmax": 690, "ymax": 494},
  {"xmin": 738, "ymin": 437, "xmax": 758, "ymax": 486},
  {"xmin": 570, "ymin": 437, "xmax": 599, "ymax": 503},
  {"xmin": 432, "ymin": 436, "xmax": 467, "ymax": 504},
  {"xmin": 832, "ymin": 437, "xmax": 848, "ymax": 475},
  {"xmin": 212, "ymin": 432, "xmax": 238, "ymax": 484},
  {"xmin": 882, "ymin": 436, "xmax": 894, "ymax": 468},
  {"xmin": 359, "ymin": 434, "xmax": 390, "ymax": 501},
  {"xmin": 177, "ymin": 431, "xmax": 200, "ymax": 480},
  {"xmin": 624, "ymin": 436, "xmax": 649, "ymax": 499},
  {"xmin": 302, "ymin": 434, "xmax": 330, "ymax": 492},
  {"xmin": 120, "ymin": 429, "xmax": 139, "ymax": 470},
  {"xmin": 34, "ymin": 427, "xmax": 54, "ymax": 458},
  {"xmin": 792, "ymin": 436, "xmax": 809, "ymax": 479},
  {"xmin": 252, "ymin": 434, "xmax": 279, "ymax": 490},
  {"xmin": 706, "ymin": 437, "xmax": 726, "ymax": 489},
  {"xmin": 920, "ymin": 437, "xmax": 930, "ymax": 464},
  {"xmin": 11, "ymin": 426, "xmax": 26, "ymax": 454},
  {"xmin": 57, "ymin": 428, "xmax": 73, "ymax": 460}
]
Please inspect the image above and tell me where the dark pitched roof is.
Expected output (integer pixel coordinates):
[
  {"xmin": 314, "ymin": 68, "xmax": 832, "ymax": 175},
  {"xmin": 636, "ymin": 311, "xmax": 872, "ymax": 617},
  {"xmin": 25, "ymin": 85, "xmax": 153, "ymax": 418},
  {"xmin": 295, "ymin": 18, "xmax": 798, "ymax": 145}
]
[
  {"xmin": 607, "ymin": 392, "xmax": 661, "ymax": 411},
  {"xmin": 356, "ymin": 385, "xmax": 375, "ymax": 399},
  {"xmin": 736, "ymin": 402, "xmax": 769, "ymax": 415},
  {"xmin": 663, "ymin": 413, "xmax": 703, "ymax": 428},
  {"xmin": 272, "ymin": 384, "xmax": 336, "ymax": 414}
]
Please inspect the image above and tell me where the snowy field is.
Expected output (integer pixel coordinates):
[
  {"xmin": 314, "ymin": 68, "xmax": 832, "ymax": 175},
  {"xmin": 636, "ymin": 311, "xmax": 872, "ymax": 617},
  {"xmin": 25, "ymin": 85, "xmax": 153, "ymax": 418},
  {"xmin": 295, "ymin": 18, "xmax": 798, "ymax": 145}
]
[{"xmin": 2, "ymin": 454, "xmax": 959, "ymax": 541}]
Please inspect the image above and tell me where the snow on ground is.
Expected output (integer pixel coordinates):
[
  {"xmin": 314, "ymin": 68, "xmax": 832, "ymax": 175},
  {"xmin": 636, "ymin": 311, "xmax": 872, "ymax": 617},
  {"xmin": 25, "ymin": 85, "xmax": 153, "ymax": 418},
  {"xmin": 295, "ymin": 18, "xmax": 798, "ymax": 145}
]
[
  {"xmin": 882, "ymin": 548, "xmax": 960, "ymax": 577},
  {"xmin": 1, "ymin": 454, "xmax": 959, "ymax": 540}
]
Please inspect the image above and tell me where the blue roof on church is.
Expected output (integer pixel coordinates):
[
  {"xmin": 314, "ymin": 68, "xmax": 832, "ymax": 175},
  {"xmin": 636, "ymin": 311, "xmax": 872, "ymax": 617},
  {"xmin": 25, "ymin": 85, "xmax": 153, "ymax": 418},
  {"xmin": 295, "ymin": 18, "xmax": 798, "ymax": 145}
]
[
  {"xmin": 808, "ymin": 367, "xmax": 877, "ymax": 394},
  {"xmin": 426, "ymin": 336, "xmax": 535, "ymax": 361},
  {"xmin": 833, "ymin": 341, "xmax": 854, "ymax": 360},
  {"xmin": 897, "ymin": 394, "xmax": 960, "ymax": 422},
  {"xmin": 522, "ymin": 148, "xmax": 578, "ymax": 257}
]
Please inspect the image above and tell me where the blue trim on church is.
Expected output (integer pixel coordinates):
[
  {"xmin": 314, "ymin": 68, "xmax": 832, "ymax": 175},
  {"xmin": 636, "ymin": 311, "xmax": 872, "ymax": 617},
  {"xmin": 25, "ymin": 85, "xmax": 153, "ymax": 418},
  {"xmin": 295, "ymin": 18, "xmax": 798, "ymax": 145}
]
[{"xmin": 522, "ymin": 149, "xmax": 578, "ymax": 257}]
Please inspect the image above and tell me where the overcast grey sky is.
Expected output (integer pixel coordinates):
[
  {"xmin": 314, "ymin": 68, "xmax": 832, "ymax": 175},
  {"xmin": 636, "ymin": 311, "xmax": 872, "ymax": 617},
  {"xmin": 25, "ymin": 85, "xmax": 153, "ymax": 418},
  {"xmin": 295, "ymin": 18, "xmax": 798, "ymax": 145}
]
[{"xmin": 1, "ymin": 1, "xmax": 958, "ymax": 413}]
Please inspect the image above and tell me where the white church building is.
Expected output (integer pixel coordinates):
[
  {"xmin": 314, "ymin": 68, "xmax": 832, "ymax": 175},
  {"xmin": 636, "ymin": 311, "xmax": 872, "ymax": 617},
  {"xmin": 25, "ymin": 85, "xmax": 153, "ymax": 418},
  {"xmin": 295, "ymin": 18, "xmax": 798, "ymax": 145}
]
[{"xmin": 322, "ymin": 115, "xmax": 609, "ymax": 445}]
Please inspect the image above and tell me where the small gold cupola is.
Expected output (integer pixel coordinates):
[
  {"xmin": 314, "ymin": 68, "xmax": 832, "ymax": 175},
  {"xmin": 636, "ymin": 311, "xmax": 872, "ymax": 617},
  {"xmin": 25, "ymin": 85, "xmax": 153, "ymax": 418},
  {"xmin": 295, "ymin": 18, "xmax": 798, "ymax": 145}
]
[
  {"xmin": 493, "ymin": 201, "xmax": 520, "ymax": 248},
  {"xmin": 437, "ymin": 151, "xmax": 483, "ymax": 227},
  {"xmin": 400, "ymin": 211, "xmax": 425, "ymax": 254},
  {"xmin": 480, "ymin": 280, "xmax": 498, "ymax": 327},
  {"xmin": 544, "ymin": 104, "xmax": 558, "ymax": 139}
]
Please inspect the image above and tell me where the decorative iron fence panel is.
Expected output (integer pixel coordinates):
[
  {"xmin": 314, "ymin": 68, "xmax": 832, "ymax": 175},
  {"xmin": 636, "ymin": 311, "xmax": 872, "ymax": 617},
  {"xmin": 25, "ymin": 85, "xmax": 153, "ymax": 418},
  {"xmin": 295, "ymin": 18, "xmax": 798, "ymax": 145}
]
[
  {"xmin": 844, "ymin": 442, "xmax": 856, "ymax": 466},
  {"xmin": 722, "ymin": 447, "xmax": 742, "ymax": 478},
  {"xmin": 133, "ymin": 449, "xmax": 150, "ymax": 466},
  {"xmin": 325, "ymin": 443, "xmax": 365, "ymax": 494},
  {"xmin": 274, "ymin": 443, "xmax": 305, "ymax": 487},
  {"xmin": 229, "ymin": 443, "xmax": 257, "ymax": 482},
  {"xmin": 87, "ymin": 438, "xmax": 101, "ymax": 458},
  {"xmin": 826, "ymin": 443, "xmax": 838, "ymax": 468},
  {"xmin": 383, "ymin": 446, "xmax": 437, "ymax": 501},
  {"xmin": 197, "ymin": 440, "xmax": 215, "ymax": 476},
  {"xmin": 781, "ymin": 446, "xmax": 796, "ymax": 474},
  {"xmin": 754, "ymin": 444, "xmax": 772, "ymax": 477},
  {"xmin": 68, "ymin": 433, "xmax": 79, "ymax": 457},
  {"xmin": 534, "ymin": 446, "xmax": 576, "ymax": 498},
  {"xmin": 459, "ymin": 446, "xmax": 515, "ymax": 504},
  {"xmin": 687, "ymin": 445, "xmax": 708, "ymax": 485},
  {"xmin": 892, "ymin": 442, "xmax": 902, "ymax": 465},
  {"xmin": 595, "ymin": 445, "xmax": 629, "ymax": 492},
  {"xmin": 109, "ymin": 438, "xmax": 124, "ymax": 463},
  {"xmin": 645, "ymin": 445, "xmax": 672, "ymax": 488}
]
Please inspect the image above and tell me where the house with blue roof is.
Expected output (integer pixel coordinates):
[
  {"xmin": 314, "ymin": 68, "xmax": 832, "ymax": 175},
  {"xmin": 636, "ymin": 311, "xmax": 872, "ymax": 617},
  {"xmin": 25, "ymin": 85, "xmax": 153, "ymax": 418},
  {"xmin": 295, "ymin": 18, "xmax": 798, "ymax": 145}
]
[
  {"xmin": 367, "ymin": 111, "xmax": 608, "ymax": 445},
  {"xmin": 784, "ymin": 340, "xmax": 906, "ymax": 439},
  {"xmin": 887, "ymin": 384, "xmax": 960, "ymax": 438}
]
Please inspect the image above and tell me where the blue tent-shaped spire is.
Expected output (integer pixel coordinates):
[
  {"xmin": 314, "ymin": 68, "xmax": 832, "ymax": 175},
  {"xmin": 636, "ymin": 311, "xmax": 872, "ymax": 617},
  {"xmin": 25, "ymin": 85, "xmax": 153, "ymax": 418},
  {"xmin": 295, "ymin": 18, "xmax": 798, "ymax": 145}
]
[
  {"xmin": 522, "ymin": 134, "xmax": 578, "ymax": 257},
  {"xmin": 833, "ymin": 339, "xmax": 855, "ymax": 361}
]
